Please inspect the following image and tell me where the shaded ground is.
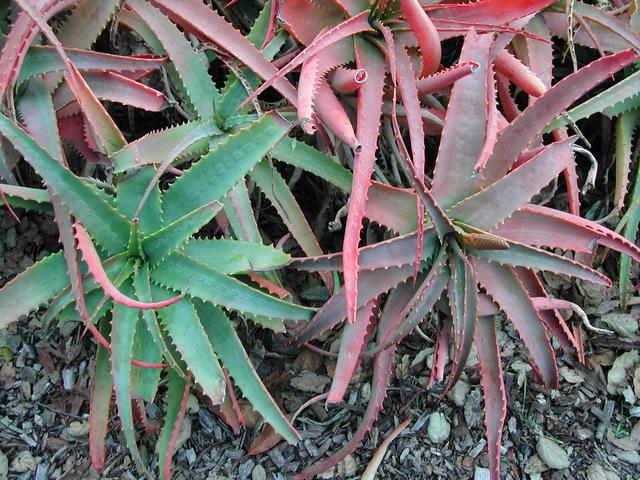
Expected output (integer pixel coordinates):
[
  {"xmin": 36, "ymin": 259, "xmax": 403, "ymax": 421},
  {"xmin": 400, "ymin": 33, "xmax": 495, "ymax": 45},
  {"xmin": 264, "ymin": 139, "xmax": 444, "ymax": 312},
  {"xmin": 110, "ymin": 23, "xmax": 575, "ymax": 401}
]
[{"xmin": 1, "ymin": 206, "xmax": 640, "ymax": 480}]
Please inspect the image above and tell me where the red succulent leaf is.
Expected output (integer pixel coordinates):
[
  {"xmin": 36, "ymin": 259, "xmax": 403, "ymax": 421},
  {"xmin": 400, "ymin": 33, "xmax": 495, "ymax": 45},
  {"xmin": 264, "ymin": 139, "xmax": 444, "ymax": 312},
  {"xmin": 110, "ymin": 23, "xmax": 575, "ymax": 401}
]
[
  {"xmin": 474, "ymin": 314, "xmax": 507, "ymax": 480},
  {"xmin": 342, "ymin": 38, "xmax": 386, "ymax": 324},
  {"xmin": 514, "ymin": 267, "xmax": 578, "ymax": 350},
  {"xmin": 428, "ymin": 319, "xmax": 451, "ymax": 386},
  {"xmin": 327, "ymin": 299, "xmax": 378, "ymax": 403},
  {"xmin": 476, "ymin": 259, "xmax": 558, "ymax": 390},
  {"xmin": 240, "ymin": 10, "xmax": 373, "ymax": 108},
  {"xmin": 399, "ymin": 0, "xmax": 441, "ymax": 77},
  {"xmin": 431, "ymin": 29, "xmax": 492, "ymax": 209},
  {"xmin": 481, "ymin": 49, "xmax": 638, "ymax": 184}
]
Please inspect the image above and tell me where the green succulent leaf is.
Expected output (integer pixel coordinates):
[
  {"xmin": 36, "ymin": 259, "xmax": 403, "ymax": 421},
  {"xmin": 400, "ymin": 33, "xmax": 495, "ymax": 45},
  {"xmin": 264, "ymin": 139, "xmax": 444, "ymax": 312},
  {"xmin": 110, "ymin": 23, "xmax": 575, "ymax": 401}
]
[
  {"xmin": 0, "ymin": 183, "xmax": 52, "ymax": 212},
  {"xmin": 271, "ymin": 137, "xmax": 352, "ymax": 192},
  {"xmin": 112, "ymin": 119, "xmax": 221, "ymax": 173},
  {"xmin": 111, "ymin": 284, "xmax": 151, "ymax": 477},
  {"xmin": 131, "ymin": 315, "xmax": 163, "ymax": 402},
  {"xmin": 162, "ymin": 112, "xmax": 291, "ymax": 224},
  {"xmin": 0, "ymin": 252, "xmax": 68, "ymax": 329},
  {"xmin": 151, "ymin": 253, "xmax": 314, "ymax": 328},
  {"xmin": 117, "ymin": 166, "xmax": 163, "ymax": 235},
  {"xmin": 89, "ymin": 317, "xmax": 113, "ymax": 471},
  {"xmin": 142, "ymin": 201, "xmax": 221, "ymax": 266},
  {"xmin": 251, "ymin": 159, "xmax": 327, "ymax": 261},
  {"xmin": 133, "ymin": 263, "xmax": 187, "ymax": 377},
  {"xmin": 153, "ymin": 289, "xmax": 225, "ymax": 405},
  {"xmin": 127, "ymin": 0, "xmax": 219, "ymax": 119},
  {"xmin": 195, "ymin": 300, "xmax": 299, "ymax": 443},
  {"xmin": 157, "ymin": 368, "xmax": 189, "ymax": 480},
  {"xmin": 181, "ymin": 238, "xmax": 289, "ymax": 274}
]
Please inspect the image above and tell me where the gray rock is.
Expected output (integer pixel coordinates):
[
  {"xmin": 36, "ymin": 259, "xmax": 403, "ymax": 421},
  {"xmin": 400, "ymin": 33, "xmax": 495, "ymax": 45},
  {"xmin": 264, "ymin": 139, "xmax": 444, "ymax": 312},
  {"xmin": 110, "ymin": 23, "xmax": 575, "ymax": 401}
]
[
  {"xmin": 252, "ymin": 464, "xmax": 266, "ymax": 480},
  {"xmin": 427, "ymin": 412, "xmax": 450, "ymax": 444}
]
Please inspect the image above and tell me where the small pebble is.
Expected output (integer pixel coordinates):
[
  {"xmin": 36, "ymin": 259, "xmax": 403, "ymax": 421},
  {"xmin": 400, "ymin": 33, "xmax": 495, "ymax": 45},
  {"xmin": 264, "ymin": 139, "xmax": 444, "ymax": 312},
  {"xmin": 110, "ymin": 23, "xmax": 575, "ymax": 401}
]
[
  {"xmin": 11, "ymin": 451, "xmax": 36, "ymax": 473},
  {"xmin": 0, "ymin": 450, "xmax": 8, "ymax": 480},
  {"xmin": 252, "ymin": 464, "xmax": 266, "ymax": 480},
  {"xmin": 66, "ymin": 421, "xmax": 89, "ymax": 438},
  {"xmin": 473, "ymin": 466, "xmax": 490, "ymax": 480},
  {"xmin": 427, "ymin": 412, "xmax": 450, "ymax": 444},
  {"xmin": 447, "ymin": 380, "xmax": 470, "ymax": 407}
]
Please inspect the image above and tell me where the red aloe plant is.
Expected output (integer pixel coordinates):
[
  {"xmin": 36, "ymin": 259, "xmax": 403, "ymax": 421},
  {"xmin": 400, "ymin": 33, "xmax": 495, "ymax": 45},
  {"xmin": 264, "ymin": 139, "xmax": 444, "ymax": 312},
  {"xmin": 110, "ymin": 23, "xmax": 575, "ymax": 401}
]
[{"xmin": 278, "ymin": 8, "xmax": 640, "ymax": 480}]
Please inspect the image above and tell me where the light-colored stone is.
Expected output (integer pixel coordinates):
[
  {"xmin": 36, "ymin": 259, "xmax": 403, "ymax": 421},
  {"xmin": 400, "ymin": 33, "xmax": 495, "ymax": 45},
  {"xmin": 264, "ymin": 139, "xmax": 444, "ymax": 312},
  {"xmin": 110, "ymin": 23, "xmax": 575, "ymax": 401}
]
[
  {"xmin": 447, "ymin": 380, "xmax": 470, "ymax": 407},
  {"xmin": 337, "ymin": 455, "xmax": 357, "ymax": 477},
  {"xmin": 427, "ymin": 412, "xmax": 450, "ymax": 444},
  {"xmin": 600, "ymin": 313, "xmax": 638, "ymax": 338},
  {"xmin": 251, "ymin": 464, "xmax": 266, "ymax": 480},
  {"xmin": 11, "ymin": 451, "xmax": 36, "ymax": 473},
  {"xmin": 67, "ymin": 421, "xmax": 89, "ymax": 438},
  {"xmin": 473, "ymin": 466, "xmax": 490, "ymax": 480},
  {"xmin": 186, "ymin": 394, "xmax": 199, "ymax": 414},
  {"xmin": 0, "ymin": 450, "xmax": 8, "ymax": 480},
  {"xmin": 525, "ymin": 455, "xmax": 549, "ymax": 474},
  {"xmin": 536, "ymin": 437, "xmax": 570, "ymax": 469}
]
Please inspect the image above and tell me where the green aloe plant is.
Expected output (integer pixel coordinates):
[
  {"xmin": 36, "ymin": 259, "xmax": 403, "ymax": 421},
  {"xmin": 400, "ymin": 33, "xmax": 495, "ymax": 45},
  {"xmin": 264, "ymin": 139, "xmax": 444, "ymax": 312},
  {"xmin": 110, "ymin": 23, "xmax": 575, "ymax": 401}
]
[
  {"xmin": 0, "ymin": 109, "xmax": 314, "ymax": 478},
  {"xmin": 0, "ymin": 1, "xmax": 320, "ymax": 478}
]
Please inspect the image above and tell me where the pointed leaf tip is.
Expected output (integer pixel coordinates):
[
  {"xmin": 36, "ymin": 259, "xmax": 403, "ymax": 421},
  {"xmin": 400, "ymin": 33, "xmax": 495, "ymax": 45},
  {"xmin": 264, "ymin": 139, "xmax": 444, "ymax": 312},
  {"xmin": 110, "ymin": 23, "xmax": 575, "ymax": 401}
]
[{"xmin": 73, "ymin": 223, "xmax": 182, "ymax": 309}]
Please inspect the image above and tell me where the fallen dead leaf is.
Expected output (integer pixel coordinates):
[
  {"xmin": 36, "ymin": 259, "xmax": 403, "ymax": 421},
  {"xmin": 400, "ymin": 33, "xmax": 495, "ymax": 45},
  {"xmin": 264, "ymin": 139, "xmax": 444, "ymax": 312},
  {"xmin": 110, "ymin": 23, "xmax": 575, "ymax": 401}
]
[
  {"xmin": 559, "ymin": 366, "xmax": 585, "ymax": 384},
  {"xmin": 607, "ymin": 351, "xmax": 639, "ymax": 395},
  {"xmin": 290, "ymin": 371, "xmax": 330, "ymax": 394},
  {"xmin": 537, "ymin": 437, "xmax": 570, "ymax": 469},
  {"xmin": 600, "ymin": 313, "xmax": 638, "ymax": 338},
  {"xmin": 606, "ymin": 421, "xmax": 640, "ymax": 451},
  {"xmin": 248, "ymin": 424, "xmax": 282, "ymax": 456}
]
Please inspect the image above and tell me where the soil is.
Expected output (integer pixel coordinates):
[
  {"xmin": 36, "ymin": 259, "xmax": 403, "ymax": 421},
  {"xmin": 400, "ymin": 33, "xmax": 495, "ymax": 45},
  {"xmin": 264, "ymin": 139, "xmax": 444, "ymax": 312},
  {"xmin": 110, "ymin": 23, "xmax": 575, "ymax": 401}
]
[{"xmin": 1, "ymin": 204, "xmax": 640, "ymax": 480}]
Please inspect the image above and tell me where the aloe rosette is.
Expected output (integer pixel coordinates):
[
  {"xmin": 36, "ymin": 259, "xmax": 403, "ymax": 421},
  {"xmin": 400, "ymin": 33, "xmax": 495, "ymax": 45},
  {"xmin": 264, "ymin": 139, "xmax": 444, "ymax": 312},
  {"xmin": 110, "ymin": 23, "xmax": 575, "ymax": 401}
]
[
  {"xmin": 0, "ymin": 1, "xmax": 319, "ymax": 478},
  {"xmin": 281, "ymin": 22, "xmax": 640, "ymax": 480}
]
